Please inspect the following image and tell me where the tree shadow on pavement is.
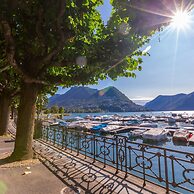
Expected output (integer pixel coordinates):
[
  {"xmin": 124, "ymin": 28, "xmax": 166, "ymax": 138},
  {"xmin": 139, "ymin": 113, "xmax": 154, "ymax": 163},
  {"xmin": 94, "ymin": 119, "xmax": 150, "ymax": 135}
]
[{"xmin": 34, "ymin": 140, "xmax": 164, "ymax": 194}]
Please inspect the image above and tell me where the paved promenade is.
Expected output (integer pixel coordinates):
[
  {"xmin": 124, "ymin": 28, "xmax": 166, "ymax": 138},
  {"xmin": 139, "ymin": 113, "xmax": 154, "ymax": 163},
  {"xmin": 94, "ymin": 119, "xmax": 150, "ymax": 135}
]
[{"xmin": 0, "ymin": 137, "xmax": 65, "ymax": 194}]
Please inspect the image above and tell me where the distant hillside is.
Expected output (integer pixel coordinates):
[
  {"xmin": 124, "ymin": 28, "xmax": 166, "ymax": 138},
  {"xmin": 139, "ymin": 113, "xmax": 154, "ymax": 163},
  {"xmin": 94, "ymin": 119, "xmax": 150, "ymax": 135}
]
[
  {"xmin": 145, "ymin": 92, "xmax": 194, "ymax": 111},
  {"xmin": 48, "ymin": 86, "xmax": 147, "ymax": 112}
]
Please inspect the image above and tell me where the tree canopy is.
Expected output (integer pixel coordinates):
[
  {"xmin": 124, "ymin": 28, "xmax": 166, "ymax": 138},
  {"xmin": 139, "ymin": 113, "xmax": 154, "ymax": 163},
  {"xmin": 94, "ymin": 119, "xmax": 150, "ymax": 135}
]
[
  {"xmin": 1, "ymin": 0, "xmax": 192, "ymax": 86},
  {"xmin": 0, "ymin": 0, "xmax": 153, "ymax": 86}
]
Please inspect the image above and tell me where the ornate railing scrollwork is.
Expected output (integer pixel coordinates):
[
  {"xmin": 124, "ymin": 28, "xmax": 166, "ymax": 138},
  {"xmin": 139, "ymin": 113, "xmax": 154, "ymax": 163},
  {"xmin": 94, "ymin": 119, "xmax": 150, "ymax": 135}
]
[{"xmin": 42, "ymin": 126, "xmax": 194, "ymax": 194}]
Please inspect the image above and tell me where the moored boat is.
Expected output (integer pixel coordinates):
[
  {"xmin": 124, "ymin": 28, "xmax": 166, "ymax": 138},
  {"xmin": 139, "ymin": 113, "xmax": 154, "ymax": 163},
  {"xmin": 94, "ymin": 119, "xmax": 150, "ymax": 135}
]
[
  {"xmin": 67, "ymin": 121, "xmax": 83, "ymax": 129},
  {"xmin": 129, "ymin": 129, "xmax": 147, "ymax": 138},
  {"xmin": 108, "ymin": 121, "xmax": 123, "ymax": 125},
  {"xmin": 188, "ymin": 134, "xmax": 194, "ymax": 145},
  {"xmin": 183, "ymin": 126, "xmax": 194, "ymax": 131},
  {"xmin": 172, "ymin": 129, "xmax": 192, "ymax": 142},
  {"xmin": 139, "ymin": 122, "xmax": 158, "ymax": 128},
  {"xmin": 142, "ymin": 128, "xmax": 168, "ymax": 141},
  {"xmin": 100, "ymin": 125, "xmax": 121, "ymax": 133},
  {"xmin": 91, "ymin": 123, "xmax": 108, "ymax": 132},
  {"xmin": 167, "ymin": 117, "xmax": 176, "ymax": 124},
  {"xmin": 126, "ymin": 119, "xmax": 141, "ymax": 126},
  {"xmin": 165, "ymin": 126, "xmax": 179, "ymax": 130}
]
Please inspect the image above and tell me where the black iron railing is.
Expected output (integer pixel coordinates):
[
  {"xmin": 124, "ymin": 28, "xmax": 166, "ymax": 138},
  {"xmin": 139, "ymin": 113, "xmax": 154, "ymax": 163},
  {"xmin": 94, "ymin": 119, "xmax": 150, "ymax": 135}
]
[{"xmin": 41, "ymin": 125, "xmax": 194, "ymax": 194}]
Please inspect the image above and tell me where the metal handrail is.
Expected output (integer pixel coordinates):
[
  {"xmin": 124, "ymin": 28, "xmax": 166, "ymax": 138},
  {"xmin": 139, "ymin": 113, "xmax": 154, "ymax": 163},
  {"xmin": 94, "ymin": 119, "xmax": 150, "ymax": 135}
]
[{"xmin": 41, "ymin": 125, "xmax": 194, "ymax": 194}]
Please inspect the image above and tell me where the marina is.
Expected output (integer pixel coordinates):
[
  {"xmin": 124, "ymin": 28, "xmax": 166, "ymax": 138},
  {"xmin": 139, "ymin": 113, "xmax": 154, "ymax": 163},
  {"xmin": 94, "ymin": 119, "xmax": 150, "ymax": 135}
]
[
  {"xmin": 40, "ymin": 122, "xmax": 194, "ymax": 194},
  {"xmin": 44, "ymin": 111, "xmax": 194, "ymax": 148}
]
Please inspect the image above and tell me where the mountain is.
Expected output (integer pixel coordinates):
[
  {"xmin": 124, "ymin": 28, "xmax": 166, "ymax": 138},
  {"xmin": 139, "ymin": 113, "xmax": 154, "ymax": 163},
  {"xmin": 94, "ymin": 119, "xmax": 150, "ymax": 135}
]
[
  {"xmin": 63, "ymin": 86, "xmax": 98, "ymax": 100},
  {"xmin": 145, "ymin": 92, "xmax": 194, "ymax": 111},
  {"xmin": 48, "ymin": 87, "xmax": 98, "ymax": 108},
  {"xmin": 48, "ymin": 86, "xmax": 146, "ymax": 112}
]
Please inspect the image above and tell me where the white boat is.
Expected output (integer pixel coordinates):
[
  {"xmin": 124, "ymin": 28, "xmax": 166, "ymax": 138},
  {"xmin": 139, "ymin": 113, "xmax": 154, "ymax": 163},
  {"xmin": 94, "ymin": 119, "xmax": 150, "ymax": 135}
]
[
  {"xmin": 173, "ymin": 129, "xmax": 192, "ymax": 142},
  {"xmin": 108, "ymin": 121, "xmax": 123, "ymax": 125},
  {"xmin": 67, "ymin": 121, "xmax": 83, "ymax": 129},
  {"xmin": 101, "ymin": 125, "xmax": 121, "ymax": 133},
  {"xmin": 84, "ymin": 115, "xmax": 92, "ymax": 120},
  {"xmin": 130, "ymin": 129, "xmax": 147, "ymax": 137},
  {"xmin": 80, "ymin": 123, "xmax": 96, "ymax": 130},
  {"xmin": 50, "ymin": 122, "xmax": 59, "ymax": 126},
  {"xmin": 190, "ymin": 120, "xmax": 194, "ymax": 125},
  {"xmin": 126, "ymin": 119, "xmax": 141, "ymax": 126},
  {"xmin": 58, "ymin": 121, "xmax": 68, "ymax": 127},
  {"xmin": 139, "ymin": 122, "xmax": 158, "ymax": 128},
  {"xmin": 142, "ymin": 128, "xmax": 168, "ymax": 141},
  {"xmin": 183, "ymin": 126, "xmax": 194, "ymax": 131},
  {"xmin": 93, "ymin": 116, "xmax": 102, "ymax": 121},
  {"xmin": 167, "ymin": 117, "xmax": 176, "ymax": 124},
  {"xmin": 165, "ymin": 125, "xmax": 179, "ymax": 130},
  {"xmin": 101, "ymin": 115, "xmax": 112, "ymax": 121},
  {"xmin": 74, "ymin": 116, "xmax": 84, "ymax": 121}
]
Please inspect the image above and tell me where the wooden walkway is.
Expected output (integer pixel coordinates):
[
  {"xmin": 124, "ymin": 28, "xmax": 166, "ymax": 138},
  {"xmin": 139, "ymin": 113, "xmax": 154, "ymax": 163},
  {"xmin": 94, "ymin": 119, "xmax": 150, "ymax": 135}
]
[{"xmin": 33, "ymin": 140, "xmax": 177, "ymax": 194}]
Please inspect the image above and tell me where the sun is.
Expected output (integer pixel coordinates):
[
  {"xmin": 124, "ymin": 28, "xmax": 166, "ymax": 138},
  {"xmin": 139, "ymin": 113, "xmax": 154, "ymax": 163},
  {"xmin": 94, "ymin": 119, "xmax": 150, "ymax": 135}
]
[{"xmin": 171, "ymin": 10, "xmax": 191, "ymax": 30}]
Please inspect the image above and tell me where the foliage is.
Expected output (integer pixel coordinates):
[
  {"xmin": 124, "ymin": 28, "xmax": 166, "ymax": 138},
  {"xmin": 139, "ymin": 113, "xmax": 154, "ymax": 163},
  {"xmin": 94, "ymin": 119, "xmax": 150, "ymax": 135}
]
[
  {"xmin": 0, "ymin": 0, "xmax": 160, "ymax": 87},
  {"xmin": 36, "ymin": 93, "xmax": 48, "ymax": 119},
  {"xmin": 50, "ymin": 105, "xmax": 59, "ymax": 114},
  {"xmin": 0, "ymin": 0, "xmax": 193, "ymax": 86},
  {"xmin": 44, "ymin": 108, "xmax": 50, "ymax": 114},
  {"xmin": 0, "ymin": 28, "xmax": 21, "ymax": 101},
  {"xmin": 59, "ymin": 107, "xmax": 65, "ymax": 114},
  {"xmin": 0, "ymin": 34, "xmax": 21, "ymax": 98}
]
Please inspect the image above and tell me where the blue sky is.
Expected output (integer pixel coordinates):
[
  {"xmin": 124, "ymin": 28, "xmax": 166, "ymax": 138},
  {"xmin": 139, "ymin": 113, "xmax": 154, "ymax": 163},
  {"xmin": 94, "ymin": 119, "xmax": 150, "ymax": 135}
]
[{"xmin": 58, "ymin": 1, "xmax": 194, "ymax": 105}]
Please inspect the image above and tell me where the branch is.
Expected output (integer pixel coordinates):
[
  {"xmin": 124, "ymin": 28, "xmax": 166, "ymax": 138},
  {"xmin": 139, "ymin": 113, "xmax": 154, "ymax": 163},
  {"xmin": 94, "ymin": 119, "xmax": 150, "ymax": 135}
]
[
  {"xmin": 1, "ymin": 20, "xmax": 48, "ymax": 85},
  {"xmin": 0, "ymin": 65, "xmax": 10, "ymax": 73},
  {"xmin": 10, "ymin": 89, "xmax": 20, "ymax": 98},
  {"xmin": 35, "ymin": 7, "xmax": 45, "ymax": 45},
  {"xmin": 0, "ymin": 20, "xmax": 24, "ymax": 76},
  {"xmin": 0, "ymin": 83, "xmax": 5, "ymax": 91},
  {"xmin": 106, "ymin": 51, "xmax": 134, "ymax": 73},
  {"xmin": 39, "ymin": 0, "xmax": 66, "ymax": 65},
  {"xmin": 37, "ymin": 58, "xmax": 75, "ymax": 77},
  {"xmin": 37, "ymin": 0, "xmax": 74, "ymax": 76}
]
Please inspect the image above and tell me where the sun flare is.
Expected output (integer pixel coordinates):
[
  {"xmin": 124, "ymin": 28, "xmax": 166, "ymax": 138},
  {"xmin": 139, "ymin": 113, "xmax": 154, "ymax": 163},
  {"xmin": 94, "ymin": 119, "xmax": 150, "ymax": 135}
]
[{"xmin": 171, "ymin": 10, "xmax": 191, "ymax": 30}]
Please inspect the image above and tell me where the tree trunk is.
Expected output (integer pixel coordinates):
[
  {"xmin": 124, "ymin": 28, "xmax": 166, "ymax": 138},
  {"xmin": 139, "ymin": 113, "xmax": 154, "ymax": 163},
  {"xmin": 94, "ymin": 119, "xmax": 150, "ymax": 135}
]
[
  {"xmin": 10, "ymin": 82, "xmax": 39, "ymax": 161},
  {"xmin": 34, "ymin": 119, "xmax": 42, "ymax": 139},
  {"xmin": 10, "ymin": 106, "xmax": 14, "ymax": 119},
  {"xmin": 0, "ymin": 94, "xmax": 10, "ymax": 136}
]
